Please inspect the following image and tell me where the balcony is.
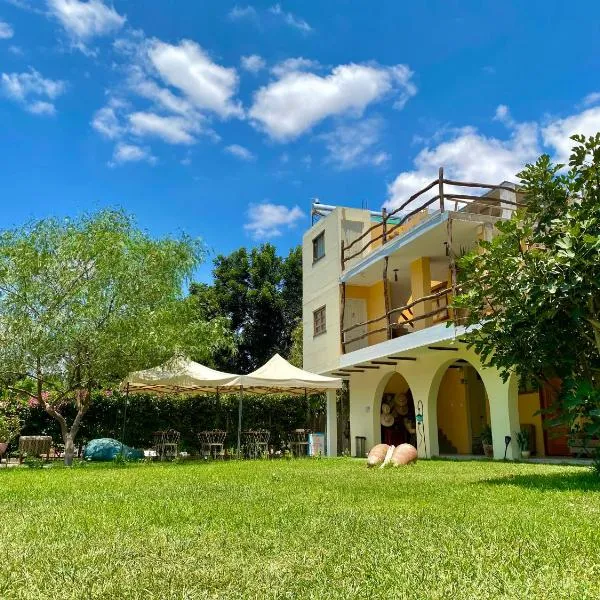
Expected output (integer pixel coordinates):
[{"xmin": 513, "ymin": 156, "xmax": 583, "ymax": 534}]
[{"xmin": 338, "ymin": 169, "xmax": 521, "ymax": 355}]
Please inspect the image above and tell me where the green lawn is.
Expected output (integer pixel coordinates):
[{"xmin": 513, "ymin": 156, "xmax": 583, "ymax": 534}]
[{"xmin": 1, "ymin": 459, "xmax": 600, "ymax": 599}]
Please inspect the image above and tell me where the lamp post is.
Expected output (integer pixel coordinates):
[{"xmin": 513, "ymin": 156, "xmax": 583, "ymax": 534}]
[{"xmin": 504, "ymin": 435, "xmax": 511, "ymax": 460}]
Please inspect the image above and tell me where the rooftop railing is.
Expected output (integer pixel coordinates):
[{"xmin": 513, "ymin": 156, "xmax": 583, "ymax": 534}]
[{"xmin": 341, "ymin": 168, "xmax": 523, "ymax": 270}]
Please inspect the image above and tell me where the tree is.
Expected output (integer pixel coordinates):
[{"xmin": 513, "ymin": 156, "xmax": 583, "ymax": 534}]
[
  {"xmin": 452, "ymin": 133, "xmax": 600, "ymax": 444},
  {"xmin": 0, "ymin": 209, "xmax": 231, "ymax": 464},
  {"xmin": 192, "ymin": 244, "xmax": 302, "ymax": 373}
]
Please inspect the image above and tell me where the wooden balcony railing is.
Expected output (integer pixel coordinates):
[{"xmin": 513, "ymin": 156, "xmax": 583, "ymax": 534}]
[
  {"xmin": 341, "ymin": 286, "xmax": 452, "ymax": 353},
  {"xmin": 341, "ymin": 168, "xmax": 523, "ymax": 270}
]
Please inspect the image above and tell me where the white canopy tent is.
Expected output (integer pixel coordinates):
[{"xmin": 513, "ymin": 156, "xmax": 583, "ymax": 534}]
[
  {"xmin": 123, "ymin": 357, "xmax": 238, "ymax": 394},
  {"xmin": 224, "ymin": 354, "xmax": 343, "ymax": 454}
]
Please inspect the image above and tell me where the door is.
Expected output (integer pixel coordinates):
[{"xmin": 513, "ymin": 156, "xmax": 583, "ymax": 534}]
[
  {"xmin": 344, "ymin": 298, "xmax": 368, "ymax": 353},
  {"xmin": 540, "ymin": 380, "xmax": 570, "ymax": 456}
]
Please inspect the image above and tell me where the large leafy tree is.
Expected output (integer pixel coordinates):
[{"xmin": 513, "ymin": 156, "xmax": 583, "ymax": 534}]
[
  {"xmin": 0, "ymin": 209, "xmax": 231, "ymax": 464},
  {"xmin": 453, "ymin": 134, "xmax": 600, "ymax": 443},
  {"xmin": 191, "ymin": 244, "xmax": 302, "ymax": 373}
]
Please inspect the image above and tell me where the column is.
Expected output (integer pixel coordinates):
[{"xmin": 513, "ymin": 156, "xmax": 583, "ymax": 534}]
[
  {"xmin": 410, "ymin": 256, "xmax": 432, "ymax": 330},
  {"xmin": 485, "ymin": 371, "xmax": 520, "ymax": 459},
  {"xmin": 326, "ymin": 389, "xmax": 338, "ymax": 457}
]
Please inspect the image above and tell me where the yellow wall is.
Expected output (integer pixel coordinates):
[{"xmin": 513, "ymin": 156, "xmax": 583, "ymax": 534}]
[
  {"xmin": 518, "ymin": 392, "xmax": 545, "ymax": 456},
  {"xmin": 346, "ymin": 283, "xmax": 387, "ymax": 345},
  {"xmin": 437, "ymin": 368, "xmax": 471, "ymax": 454}
]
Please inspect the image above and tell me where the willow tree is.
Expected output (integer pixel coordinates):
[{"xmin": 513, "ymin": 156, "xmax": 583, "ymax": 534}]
[{"xmin": 0, "ymin": 209, "xmax": 231, "ymax": 464}]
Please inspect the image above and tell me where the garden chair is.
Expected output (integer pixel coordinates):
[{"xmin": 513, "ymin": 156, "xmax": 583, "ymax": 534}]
[
  {"xmin": 198, "ymin": 430, "xmax": 227, "ymax": 459},
  {"xmin": 153, "ymin": 430, "xmax": 180, "ymax": 460},
  {"xmin": 289, "ymin": 429, "xmax": 311, "ymax": 457},
  {"xmin": 242, "ymin": 430, "xmax": 270, "ymax": 459}
]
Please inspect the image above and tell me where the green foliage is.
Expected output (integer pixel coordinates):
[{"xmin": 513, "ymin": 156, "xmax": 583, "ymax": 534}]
[
  {"xmin": 453, "ymin": 134, "xmax": 600, "ymax": 385},
  {"xmin": 288, "ymin": 322, "xmax": 303, "ymax": 368},
  {"xmin": 0, "ymin": 209, "xmax": 232, "ymax": 454},
  {"xmin": 0, "ymin": 395, "xmax": 24, "ymax": 442},
  {"xmin": 452, "ymin": 134, "xmax": 600, "ymax": 452},
  {"xmin": 19, "ymin": 390, "xmax": 325, "ymax": 452},
  {"xmin": 515, "ymin": 430, "xmax": 529, "ymax": 451},
  {"xmin": 191, "ymin": 243, "xmax": 302, "ymax": 372},
  {"xmin": 0, "ymin": 461, "xmax": 599, "ymax": 598},
  {"xmin": 480, "ymin": 424, "xmax": 493, "ymax": 445}
]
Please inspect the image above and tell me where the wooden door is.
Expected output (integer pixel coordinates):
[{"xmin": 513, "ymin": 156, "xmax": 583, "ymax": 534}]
[{"xmin": 539, "ymin": 380, "xmax": 570, "ymax": 456}]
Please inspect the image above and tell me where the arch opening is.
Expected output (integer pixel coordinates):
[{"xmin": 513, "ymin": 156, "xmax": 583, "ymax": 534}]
[
  {"xmin": 436, "ymin": 360, "xmax": 491, "ymax": 455},
  {"xmin": 378, "ymin": 372, "xmax": 416, "ymax": 447}
]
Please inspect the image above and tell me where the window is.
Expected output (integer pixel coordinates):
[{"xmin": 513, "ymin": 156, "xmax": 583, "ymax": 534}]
[
  {"xmin": 312, "ymin": 232, "xmax": 325, "ymax": 263},
  {"xmin": 313, "ymin": 305, "xmax": 326, "ymax": 336}
]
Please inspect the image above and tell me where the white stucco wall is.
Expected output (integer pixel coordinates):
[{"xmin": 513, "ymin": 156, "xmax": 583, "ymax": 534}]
[{"xmin": 344, "ymin": 344, "xmax": 520, "ymax": 460}]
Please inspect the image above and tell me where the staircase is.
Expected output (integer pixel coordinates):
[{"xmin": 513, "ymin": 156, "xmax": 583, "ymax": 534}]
[{"xmin": 438, "ymin": 429, "xmax": 458, "ymax": 454}]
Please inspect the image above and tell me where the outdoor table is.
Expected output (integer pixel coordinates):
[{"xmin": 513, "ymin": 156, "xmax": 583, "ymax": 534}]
[
  {"xmin": 241, "ymin": 430, "xmax": 270, "ymax": 459},
  {"xmin": 289, "ymin": 429, "xmax": 311, "ymax": 457},
  {"xmin": 153, "ymin": 430, "xmax": 180, "ymax": 460},
  {"xmin": 197, "ymin": 430, "xmax": 227, "ymax": 459}
]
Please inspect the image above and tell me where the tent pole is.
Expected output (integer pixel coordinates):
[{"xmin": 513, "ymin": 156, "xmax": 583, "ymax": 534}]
[
  {"xmin": 237, "ymin": 386, "xmax": 243, "ymax": 458},
  {"xmin": 120, "ymin": 383, "xmax": 130, "ymax": 458}
]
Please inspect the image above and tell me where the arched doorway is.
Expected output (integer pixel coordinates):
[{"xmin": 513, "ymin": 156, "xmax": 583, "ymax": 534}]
[
  {"xmin": 437, "ymin": 360, "xmax": 490, "ymax": 455},
  {"xmin": 378, "ymin": 373, "xmax": 416, "ymax": 447}
]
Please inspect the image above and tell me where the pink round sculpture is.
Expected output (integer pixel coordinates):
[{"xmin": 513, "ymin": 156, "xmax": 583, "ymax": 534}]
[
  {"xmin": 367, "ymin": 443, "xmax": 389, "ymax": 467},
  {"xmin": 391, "ymin": 443, "xmax": 417, "ymax": 466}
]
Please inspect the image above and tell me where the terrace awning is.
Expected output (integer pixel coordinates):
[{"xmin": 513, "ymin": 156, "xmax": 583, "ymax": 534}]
[{"xmin": 123, "ymin": 356, "xmax": 238, "ymax": 394}]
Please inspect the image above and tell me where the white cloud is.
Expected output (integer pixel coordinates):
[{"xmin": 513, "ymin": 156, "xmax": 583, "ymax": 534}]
[
  {"xmin": 581, "ymin": 92, "xmax": 600, "ymax": 107},
  {"xmin": 128, "ymin": 111, "xmax": 199, "ymax": 145},
  {"xmin": 268, "ymin": 4, "xmax": 312, "ymax": 33},
  {"xmin": 27, "ymin": 100, "xmax": 56, "ymax": 115},
  {"xmin": 228, "ymin": 5, "xmax": 257, "ymax": 21},
  {"xmin": 91, "ymin": 103, "xmax": 124, "ymax": 139},
  {"xmin": 321, "ymin": 118, "xmax": 390, "ymax": 170},
  {"xmin": 270, "ymin": 57, "xmax": 319, "ymax": 77},
  {"xmin": 8, "ymin": 45, "xmax": 23, "ymax": 55},
  {"xmin": 244, "ymin": 202, "xmax": 305, "ymax": 238},
  {"xmin": 385, "ymin": 120, "xmax": 540, "ymax": 210},
  {"xmin": 47, "ymin": 0, "xmax": 125, "ymax": 41},
  {"xmin": 542, "ymin": 106, "xmax": 600, "ymax": 164},
  {"xmin": 1, "ymin": 68, "xmax": 66, "ymax": 115},
  {"xmin": 225, "ymin": 143, "xmax": 255, "ymax": 161},
  {"xmin": 110, "ymin": 141, "xmax": 156, "ymax": 166},
  {"xmin": 241, "ymin": 54, "xmax": 265, "ymax": 74},
  {"xmin": 493, "ymin": 104, "xmax": 516, "ymax": 128},
  {"xmin": 250, "ymin": 62, "xmax": 416, "ymax": 140},
  {"xmin": 148, "ymin": 39, "xmax": 243, "ymax": 118},
  {"xmin": 0, "ymin": 20, "xmax": 14, "ymax": 39}
]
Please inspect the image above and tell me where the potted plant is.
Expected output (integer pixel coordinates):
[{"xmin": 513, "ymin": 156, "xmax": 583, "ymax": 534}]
[
  {"xmin": 516, "ymin": 429, "xmax": 530, "ymax": 459},
  {"xmin": 480, "ymin": 424, "xmax": 493, "ymax": 457}
]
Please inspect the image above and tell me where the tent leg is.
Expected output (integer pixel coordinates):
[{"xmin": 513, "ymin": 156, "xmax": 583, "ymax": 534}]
[{"xmin": 237, "ymin": 388, "xmax": 243, "ymax": 458}]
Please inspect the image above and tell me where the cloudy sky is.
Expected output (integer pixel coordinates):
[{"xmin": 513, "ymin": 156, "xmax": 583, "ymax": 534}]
[{"xmin": 1, "ymin": 1, "xmax": 600, "ymax": 281}]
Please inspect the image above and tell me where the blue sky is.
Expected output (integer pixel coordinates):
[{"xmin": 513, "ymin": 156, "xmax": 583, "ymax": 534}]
[{"xmin": 1, "ymin": 1, "xmax": 600, "ymax": 282}]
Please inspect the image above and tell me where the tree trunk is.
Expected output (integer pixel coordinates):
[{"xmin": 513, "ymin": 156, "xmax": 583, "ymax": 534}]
[{"xmin": 64, "ymin": 434, "xmax": 75, "ymax": 466}]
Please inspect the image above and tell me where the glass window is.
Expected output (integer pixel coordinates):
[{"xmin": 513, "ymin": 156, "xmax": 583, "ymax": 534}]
[
  {"xmin": 313, "ymin": 306, "xmax": 326, "ymax": 336},
  {"xmin": 312, "ymin": 232, "xmax": 325, "ymax": 263}
]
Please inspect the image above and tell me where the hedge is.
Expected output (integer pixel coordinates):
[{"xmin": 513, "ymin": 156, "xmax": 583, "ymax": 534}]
[{"xmin": 17, "ymin": 391, "xmax": 326, "ymax": 454}]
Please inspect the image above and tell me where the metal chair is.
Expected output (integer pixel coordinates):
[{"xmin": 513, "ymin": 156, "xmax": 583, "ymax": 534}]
[
  {"xmin": 242, "ymin": 430, "xmax": 270, "ymax": 459},
  {"xmin": 153, "ymin": 429, "xmax": 180, "ymax": 460},
  {"xmin": 289, "ymin": 429, "xmax": 311, "ymax": 457},
  {"xmin": 198, "ymin": 430, "xmax": 227, "ymax": 460}
]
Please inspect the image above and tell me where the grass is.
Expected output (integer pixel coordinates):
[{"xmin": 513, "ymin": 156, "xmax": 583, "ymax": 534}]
[{"xmin": 1, "ymin": 459, "xmax": 600, "ymax": 599}]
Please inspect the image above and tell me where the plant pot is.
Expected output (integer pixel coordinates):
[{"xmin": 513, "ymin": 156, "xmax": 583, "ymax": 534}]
[
  {"xmin": 521, "ymin": 450, "xmax": 531, "ymax": 459},
  {"xmin": 482, "ymin": 443, "xmax": 494, "ymax": 458}
]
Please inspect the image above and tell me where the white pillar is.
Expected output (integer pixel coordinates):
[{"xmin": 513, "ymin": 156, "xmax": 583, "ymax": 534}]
[
  {"xmin": 485, "ymin": 371, "xmax": 520, "ymax": 460},
  {"xmin": 326, "ymin": 390, "xmax": 338, "ymax": 457}
]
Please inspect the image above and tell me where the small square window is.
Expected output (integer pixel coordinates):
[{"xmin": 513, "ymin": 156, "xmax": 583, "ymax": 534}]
[
  {"xmin": 312, "ymin": 232, "xmax": 325, "ymax": 263},
  {"xmin": 313, "ymin": 305, "xmax": 326, "ymax": 336}
]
